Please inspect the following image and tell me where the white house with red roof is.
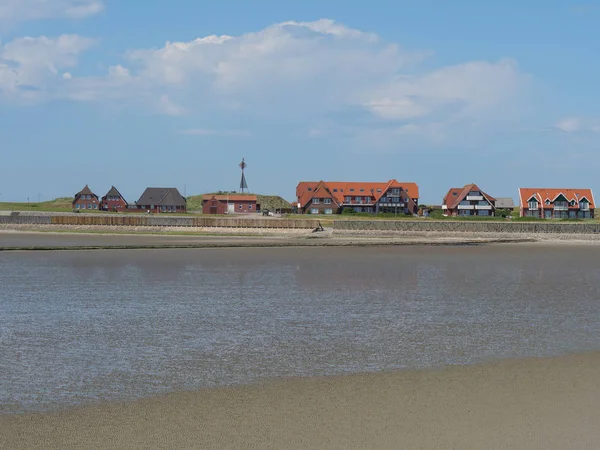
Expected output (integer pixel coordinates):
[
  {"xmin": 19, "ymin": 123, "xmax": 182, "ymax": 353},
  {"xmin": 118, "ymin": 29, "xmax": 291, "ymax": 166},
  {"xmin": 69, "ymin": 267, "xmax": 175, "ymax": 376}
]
[
  {"xmin": 518, "ymin": 188, "xmax": 595, "ymax": 219},
  {"xmin": 296, "ymin": 180, "xmax": 419, "ymax": 215}
]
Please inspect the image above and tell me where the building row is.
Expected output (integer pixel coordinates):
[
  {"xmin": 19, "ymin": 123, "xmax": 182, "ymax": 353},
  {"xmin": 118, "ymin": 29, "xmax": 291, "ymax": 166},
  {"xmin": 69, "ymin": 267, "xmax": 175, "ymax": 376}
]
[
  {"xmin": 73, "ymin": 186, "xmax": 261, "ymax": 214},
  {"xmin": 295, "ymin": 180, "xmax": 596, "ymax": 219},
  {"xmin": 73, "ymin": 186, "xmax": 187, "ymax": 213},
  {"xmin": 73, "ymin": 181, "xmax": 596, "ymax": 219}
]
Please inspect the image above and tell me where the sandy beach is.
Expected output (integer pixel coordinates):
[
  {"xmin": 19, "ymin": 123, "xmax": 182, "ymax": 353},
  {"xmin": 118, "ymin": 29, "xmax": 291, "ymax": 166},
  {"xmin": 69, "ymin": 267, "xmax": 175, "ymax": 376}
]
[{"xmin": 2, "ymin": 351, "xmax": 600, "ymax": 449}]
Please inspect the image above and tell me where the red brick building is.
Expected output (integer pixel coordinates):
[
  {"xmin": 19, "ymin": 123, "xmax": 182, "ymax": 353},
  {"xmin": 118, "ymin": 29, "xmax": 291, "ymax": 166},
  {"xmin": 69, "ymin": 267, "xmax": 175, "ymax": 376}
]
[
  {"xmin": 202, "ymin": 195, "xmax": 259, "ymax": 214},
  {"xmin": 100, "ymin": 186, "xmax": 128, "ymax": 212},
  {"xmin": 73, "ymin": 185, "xmax": 99, "ymax": 211},
  {"xmin": 296, "ymin": 180, "xmax": 419, "ymax": 215}
]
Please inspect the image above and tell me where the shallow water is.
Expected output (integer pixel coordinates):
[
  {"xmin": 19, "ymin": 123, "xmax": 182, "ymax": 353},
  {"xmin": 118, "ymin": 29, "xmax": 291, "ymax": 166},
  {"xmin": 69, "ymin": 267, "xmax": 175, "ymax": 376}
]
[{"xmin": 1, "ymin": 245, "xmax": 600, "ymax": 413}]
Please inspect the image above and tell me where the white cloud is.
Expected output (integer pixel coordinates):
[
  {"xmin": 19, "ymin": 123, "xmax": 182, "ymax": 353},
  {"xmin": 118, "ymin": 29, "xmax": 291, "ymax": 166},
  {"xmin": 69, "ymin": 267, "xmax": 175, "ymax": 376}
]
[
  {"xmin": 555, "ymin": 117, "xmax": 600, "ymax": 133},
  {"xmin": 1, "ymin": 19, "xmax": 531, "ymax": 141},
  {"xmin": 0, "ymin": 34, "xmax": 95, "ymax": 95},
  {"xmin": 0, "ymin": 0, "xmax": 104, "ymax": 22}
]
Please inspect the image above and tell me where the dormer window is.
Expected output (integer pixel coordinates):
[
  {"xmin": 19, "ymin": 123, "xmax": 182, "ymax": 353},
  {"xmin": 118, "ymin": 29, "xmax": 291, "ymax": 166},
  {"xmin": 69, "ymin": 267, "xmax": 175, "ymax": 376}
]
[{"xmin": 545, "ymin": 199, "xmax": 551, "ymax": 206}]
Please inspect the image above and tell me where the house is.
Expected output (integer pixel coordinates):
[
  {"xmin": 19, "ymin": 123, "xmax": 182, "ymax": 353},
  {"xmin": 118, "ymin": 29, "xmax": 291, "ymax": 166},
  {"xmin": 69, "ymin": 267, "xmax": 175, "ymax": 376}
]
[
  {"xmin": 136, "ymin": 187, "xmax": 186, "ymax": 213},
  {"xmin": 73, "ymin": 185, "xmax": 99, "ymax": 211},
  {"xmin": 495, "ymin": 198, "xmax": 515, "ymax": 210},
  {"xmin": 518, "ymin": 188, "xmax": 595, "ymax": 219},
  {"xmin": 442, "ymin": 184, "xmax": 496, "ymax": 217},
  {"xmin": 202, "ymin": 195, "xmax": 259, "ymax": 214},
  {"xmin": 296, "ymin": 180, "xmax": 419, "ymax": 215},
  {"xmin": 100, "ymin": 186, "xmax": 128, "ymax": 212}
]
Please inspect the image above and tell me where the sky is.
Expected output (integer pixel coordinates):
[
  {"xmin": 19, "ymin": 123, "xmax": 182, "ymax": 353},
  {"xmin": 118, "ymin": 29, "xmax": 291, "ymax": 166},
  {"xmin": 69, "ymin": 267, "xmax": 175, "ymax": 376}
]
[{"xmin": 1, "ymin": 0, "xmax": 599, "ymax": 204}]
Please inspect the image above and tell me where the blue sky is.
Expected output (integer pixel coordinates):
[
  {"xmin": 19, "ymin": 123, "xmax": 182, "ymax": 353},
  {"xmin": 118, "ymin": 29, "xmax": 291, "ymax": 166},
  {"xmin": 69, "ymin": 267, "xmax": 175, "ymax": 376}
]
[{"xmin": 1, "ymin": 0, "xmax": 599, "ymax": 204}]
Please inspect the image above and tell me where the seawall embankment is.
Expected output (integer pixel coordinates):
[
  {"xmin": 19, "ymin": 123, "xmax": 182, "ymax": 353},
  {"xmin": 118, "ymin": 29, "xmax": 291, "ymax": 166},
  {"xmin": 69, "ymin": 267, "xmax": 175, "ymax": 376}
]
[
  {"xmin": 0, "ymin": 212, "xmax": 320, "ymax": 229},
  {"xmin": 333, "ymin": 220, "xmax": 600, "ymax": 234}
]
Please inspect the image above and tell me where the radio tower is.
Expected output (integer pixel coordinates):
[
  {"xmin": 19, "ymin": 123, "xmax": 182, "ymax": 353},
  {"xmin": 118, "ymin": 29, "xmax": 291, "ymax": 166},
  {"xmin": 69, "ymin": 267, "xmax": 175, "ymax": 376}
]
[{"xmin": 239, "ymin": 158, "xmax": 249, "ymax": 193}]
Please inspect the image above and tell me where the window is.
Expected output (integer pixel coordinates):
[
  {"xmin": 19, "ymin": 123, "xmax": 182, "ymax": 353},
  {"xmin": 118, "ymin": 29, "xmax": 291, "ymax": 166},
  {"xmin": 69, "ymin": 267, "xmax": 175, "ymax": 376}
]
[
  {"xmin": 392, "ymin": 197, "xmax": 400, "ymax": 203},
  {"xmin": 310, "ymin": 208, "xmax": 319, "ymax": 214},
  {"xmin": 333, "ymin": 189, "xmax": 338, "ymax": 192},
  {"xmin": 349, "ymin": 188, "xmax": 355, "ymax": 192},
  {"xmin": 355, "ymin": 197, "xmax": 362, "ymax": 203},
  {"xmin": 528, "ymin": 201, "xmax": 538, "ymax": 210},
  {"xmin": 249, "ymin": 204, "xmax": 253, "ymax": 210},
  {"xmin": 478, "ymin": 210, "xmax": 489, "ymax": 216},
  {"xmin": 391, "ymin": 188, "xmax": 400, "ymax": 195},
  {"xmin": 162, "ymin": 205, "xmax": 167, "ymax": 212},
  {"xmin": 324, "ymin": 198, "xmax": 332, "ymax": 204},
  {"xmin": 545, "ymin": 199, "xmax": 551, "ymax": 206},
  {"xmin": 360, "ymin": 188, "xmax": 365, "ymax": 192},
  {"xmin": 345, "ymin": 197, "xmax": 352, "ymax": 203},
  {"xmin": 307, "ymin": 188, "xmax": 312, "ymax": 192},
  {"xmin": 93, "ymin": 204, "xmax": 97, "ymax": 209},
  {"xmin": 324, "ymin": 208, "xmax": 333, "ymax": 215},
  {"xmin": 238, "ymin": 204, "xmax": 243, "ymax": 209},
  {"xmin": 377, "ymin": 189, "xmax": 382, "ymax": 192},
  {"xmin": 313, "ymin": 198, "xmax": 320, "ymax": 204},
  {"xmin": 76, "ymin": 204, "xmax": 80, "ymax": 209},
  {"xmin": 87, "ymin": 204, "xmax": 91, "ymax": 209},
  {"xmin": 580, "ymin": 201, "xmax": 590, "ymax": 211}
]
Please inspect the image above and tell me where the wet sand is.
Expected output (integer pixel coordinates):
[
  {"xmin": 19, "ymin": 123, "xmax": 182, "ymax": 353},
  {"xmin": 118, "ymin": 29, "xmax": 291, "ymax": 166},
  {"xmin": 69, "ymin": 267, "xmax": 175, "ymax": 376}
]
[
  {"xmin": 2, "ymin": 351, "xmax": 600, "ymax": 450},
  {"xmin": 0, "ymin": 229, "xmax": 535, "ymax": 250}
]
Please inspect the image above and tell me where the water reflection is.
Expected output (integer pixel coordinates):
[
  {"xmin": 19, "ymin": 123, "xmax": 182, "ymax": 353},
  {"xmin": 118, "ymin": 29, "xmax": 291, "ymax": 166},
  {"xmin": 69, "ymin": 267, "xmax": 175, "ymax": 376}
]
[{"xmin": 2, "ymin": 245, "xmax": 600, "ymax": 413}]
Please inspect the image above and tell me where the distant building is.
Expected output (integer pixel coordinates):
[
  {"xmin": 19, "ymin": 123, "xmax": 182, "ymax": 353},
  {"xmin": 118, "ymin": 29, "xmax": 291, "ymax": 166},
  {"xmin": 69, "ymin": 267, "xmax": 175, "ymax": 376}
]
[
  {"xmin": 202, "ymin": 195, "xmax": 258, "ymax": 214},
  {"xmin": 73, "ymin": 185, "xmax": 99, "ymax": 211},
  {"xmin": 495, "ymin": 198, "xmax": 515, "ymax": 210},
  {"xmin": 296, "ymin": 180, "xmax": 419, "ymax": 215},
  {"xmin": 519, "ymin": 188, "xmax": 595, "ymax": 219},
  {"xmin": 442, "ymin": 184, "xmax": 496, "ymax": 217},
  {"xmin": 100, "ymin": 186, "xmax": 128, "ymax": 212},
  {"xmin": 136, "ymin": 188, "xmax": 186, "ymax": 213}
]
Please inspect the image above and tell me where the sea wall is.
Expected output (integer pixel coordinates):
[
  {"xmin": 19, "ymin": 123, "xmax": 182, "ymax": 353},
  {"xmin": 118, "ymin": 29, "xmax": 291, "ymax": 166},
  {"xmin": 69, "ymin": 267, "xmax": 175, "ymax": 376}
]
[
  {"xmin": 0, "ymin": 212, "xmax": 319, "ymax": 229},
  {"xmin": 333, "ymin": 220, "xmax": 600, "ymax": 234}
]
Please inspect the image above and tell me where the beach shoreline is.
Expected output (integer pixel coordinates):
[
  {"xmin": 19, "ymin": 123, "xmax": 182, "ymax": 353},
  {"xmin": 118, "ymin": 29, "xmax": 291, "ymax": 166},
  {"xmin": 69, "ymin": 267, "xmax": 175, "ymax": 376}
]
[
  {"xmin": 2, "ymin": 351, "xmax": 600, "ymax": 449},
  {"xmin": 5, "ymin": 225, "xmax": 600, "ymax": 251}
]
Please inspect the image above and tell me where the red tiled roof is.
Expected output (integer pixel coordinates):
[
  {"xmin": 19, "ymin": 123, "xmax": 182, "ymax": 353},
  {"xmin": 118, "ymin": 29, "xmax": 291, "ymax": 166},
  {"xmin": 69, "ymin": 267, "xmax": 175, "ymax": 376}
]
[
  {"xmin": 296, "ymin": 180, "xmax": 419, "ymax": 208},
  {"xmin": 518, "ymin": 188, "xmax": 595, "ymax": 209},
  {"xmin": 442, "ymin": 184, "xmax": 496, "ymax": 210},
  {"xmin": 204, "ymin": 195, "xmax": 257, "ymax": 202}
]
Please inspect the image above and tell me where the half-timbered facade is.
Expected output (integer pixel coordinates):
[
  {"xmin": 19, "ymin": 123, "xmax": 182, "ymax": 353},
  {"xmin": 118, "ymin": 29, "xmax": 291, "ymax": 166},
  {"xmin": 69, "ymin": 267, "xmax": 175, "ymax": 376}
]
[
  {"xmin": 442, "ymin": 184, "xmax": 496, "ymax": 217},
  {"xmin": 519, "ymin": 188, "xmax": 595, "ymax": 219},
  {"xmin": 296, "ymin": 180, "xmax": 419, "ymax": 215},
  {"xmin": 73, "ymin": 185, "xmax": 100, "ymax": 211},
  {"xmin": 100, "ymin": 186, "xmax": 128, "ymax": 212}
]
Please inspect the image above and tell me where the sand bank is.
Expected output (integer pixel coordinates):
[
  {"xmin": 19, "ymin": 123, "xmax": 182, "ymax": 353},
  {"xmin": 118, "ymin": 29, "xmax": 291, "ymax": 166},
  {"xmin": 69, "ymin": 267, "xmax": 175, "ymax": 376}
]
[{"xmin": 2, "ymin": 351, "xmax": 600, "ymax": 449}]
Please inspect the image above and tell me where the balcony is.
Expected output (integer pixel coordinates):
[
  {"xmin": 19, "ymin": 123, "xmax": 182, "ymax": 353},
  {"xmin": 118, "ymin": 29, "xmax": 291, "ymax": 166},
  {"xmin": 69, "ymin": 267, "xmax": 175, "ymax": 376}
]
[
  {"xmin": 457, "ymin": 204, "xmax": 475, "ymax": 209},
  {"xmin": 475, "ymin": 205, "xmax": 492, "ymax": 210},
  {"xmin": 466, "ymin": 195, "xmax": 483, "ymax": 201},
  {"xmin": 554, "ymin": 205, "xmax": 568, "ymax": 211}
]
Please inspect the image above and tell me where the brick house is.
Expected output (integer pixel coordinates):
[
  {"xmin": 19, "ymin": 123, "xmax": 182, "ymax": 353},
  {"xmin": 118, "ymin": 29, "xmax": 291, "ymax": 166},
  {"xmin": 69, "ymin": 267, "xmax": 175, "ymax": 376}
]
[
  {"xmin": 442, "ymin": 184, "xmax": 496, "ymax": 217},
  {"xmin": 296, "ymin": 180, "xmax": 419, "ymax": 215},
  {"xmin": 135, "ymin": 187, "xmax": 187, "ymax": 213},
  {"xmin": 100, "ymin": 186, "xmax": 128, "ymax": 212},
  {"xmin": 73, "ymin": 185, "xmax": 99, "ymax": 211},
  {"xmin": 519, "ymin": 188, "xmax": 595, "ymax": 219},
  {"xmin": 202, "ymin": 195, "xmax": 259, "ymax": 214}
]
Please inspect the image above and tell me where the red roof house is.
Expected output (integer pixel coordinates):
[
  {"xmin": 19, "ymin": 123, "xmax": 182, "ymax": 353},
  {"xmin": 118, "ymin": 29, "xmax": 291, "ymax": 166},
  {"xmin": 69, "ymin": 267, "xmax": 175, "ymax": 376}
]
[
  {"xmin": 296, "ymin": 180, "xmax": 419, "ymax": 215},
  {"xmin": 518, "ymin": 188, "xmax": 595, "ymax": 219},
  {"xmin": 202, "ymin": 195, "xmax": 259, "ymax": 214},
  {"xmin": 442, "ymin": 184, "xmax": 496, "ymax": 217}
]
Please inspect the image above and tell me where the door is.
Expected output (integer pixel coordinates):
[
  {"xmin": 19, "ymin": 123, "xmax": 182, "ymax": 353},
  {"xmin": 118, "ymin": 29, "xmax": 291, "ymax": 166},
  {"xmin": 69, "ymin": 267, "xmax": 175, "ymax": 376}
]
[{"xmin": 227, "ymin": 203, "xmax": 235, "ymax": 214}]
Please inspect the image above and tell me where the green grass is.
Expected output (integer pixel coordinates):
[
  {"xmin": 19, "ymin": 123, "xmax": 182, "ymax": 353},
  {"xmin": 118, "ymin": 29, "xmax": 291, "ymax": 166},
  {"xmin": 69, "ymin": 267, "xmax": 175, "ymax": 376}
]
[{"xmin": 0, "ymin": 197, "xmax": 73, "ymax": 212}]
